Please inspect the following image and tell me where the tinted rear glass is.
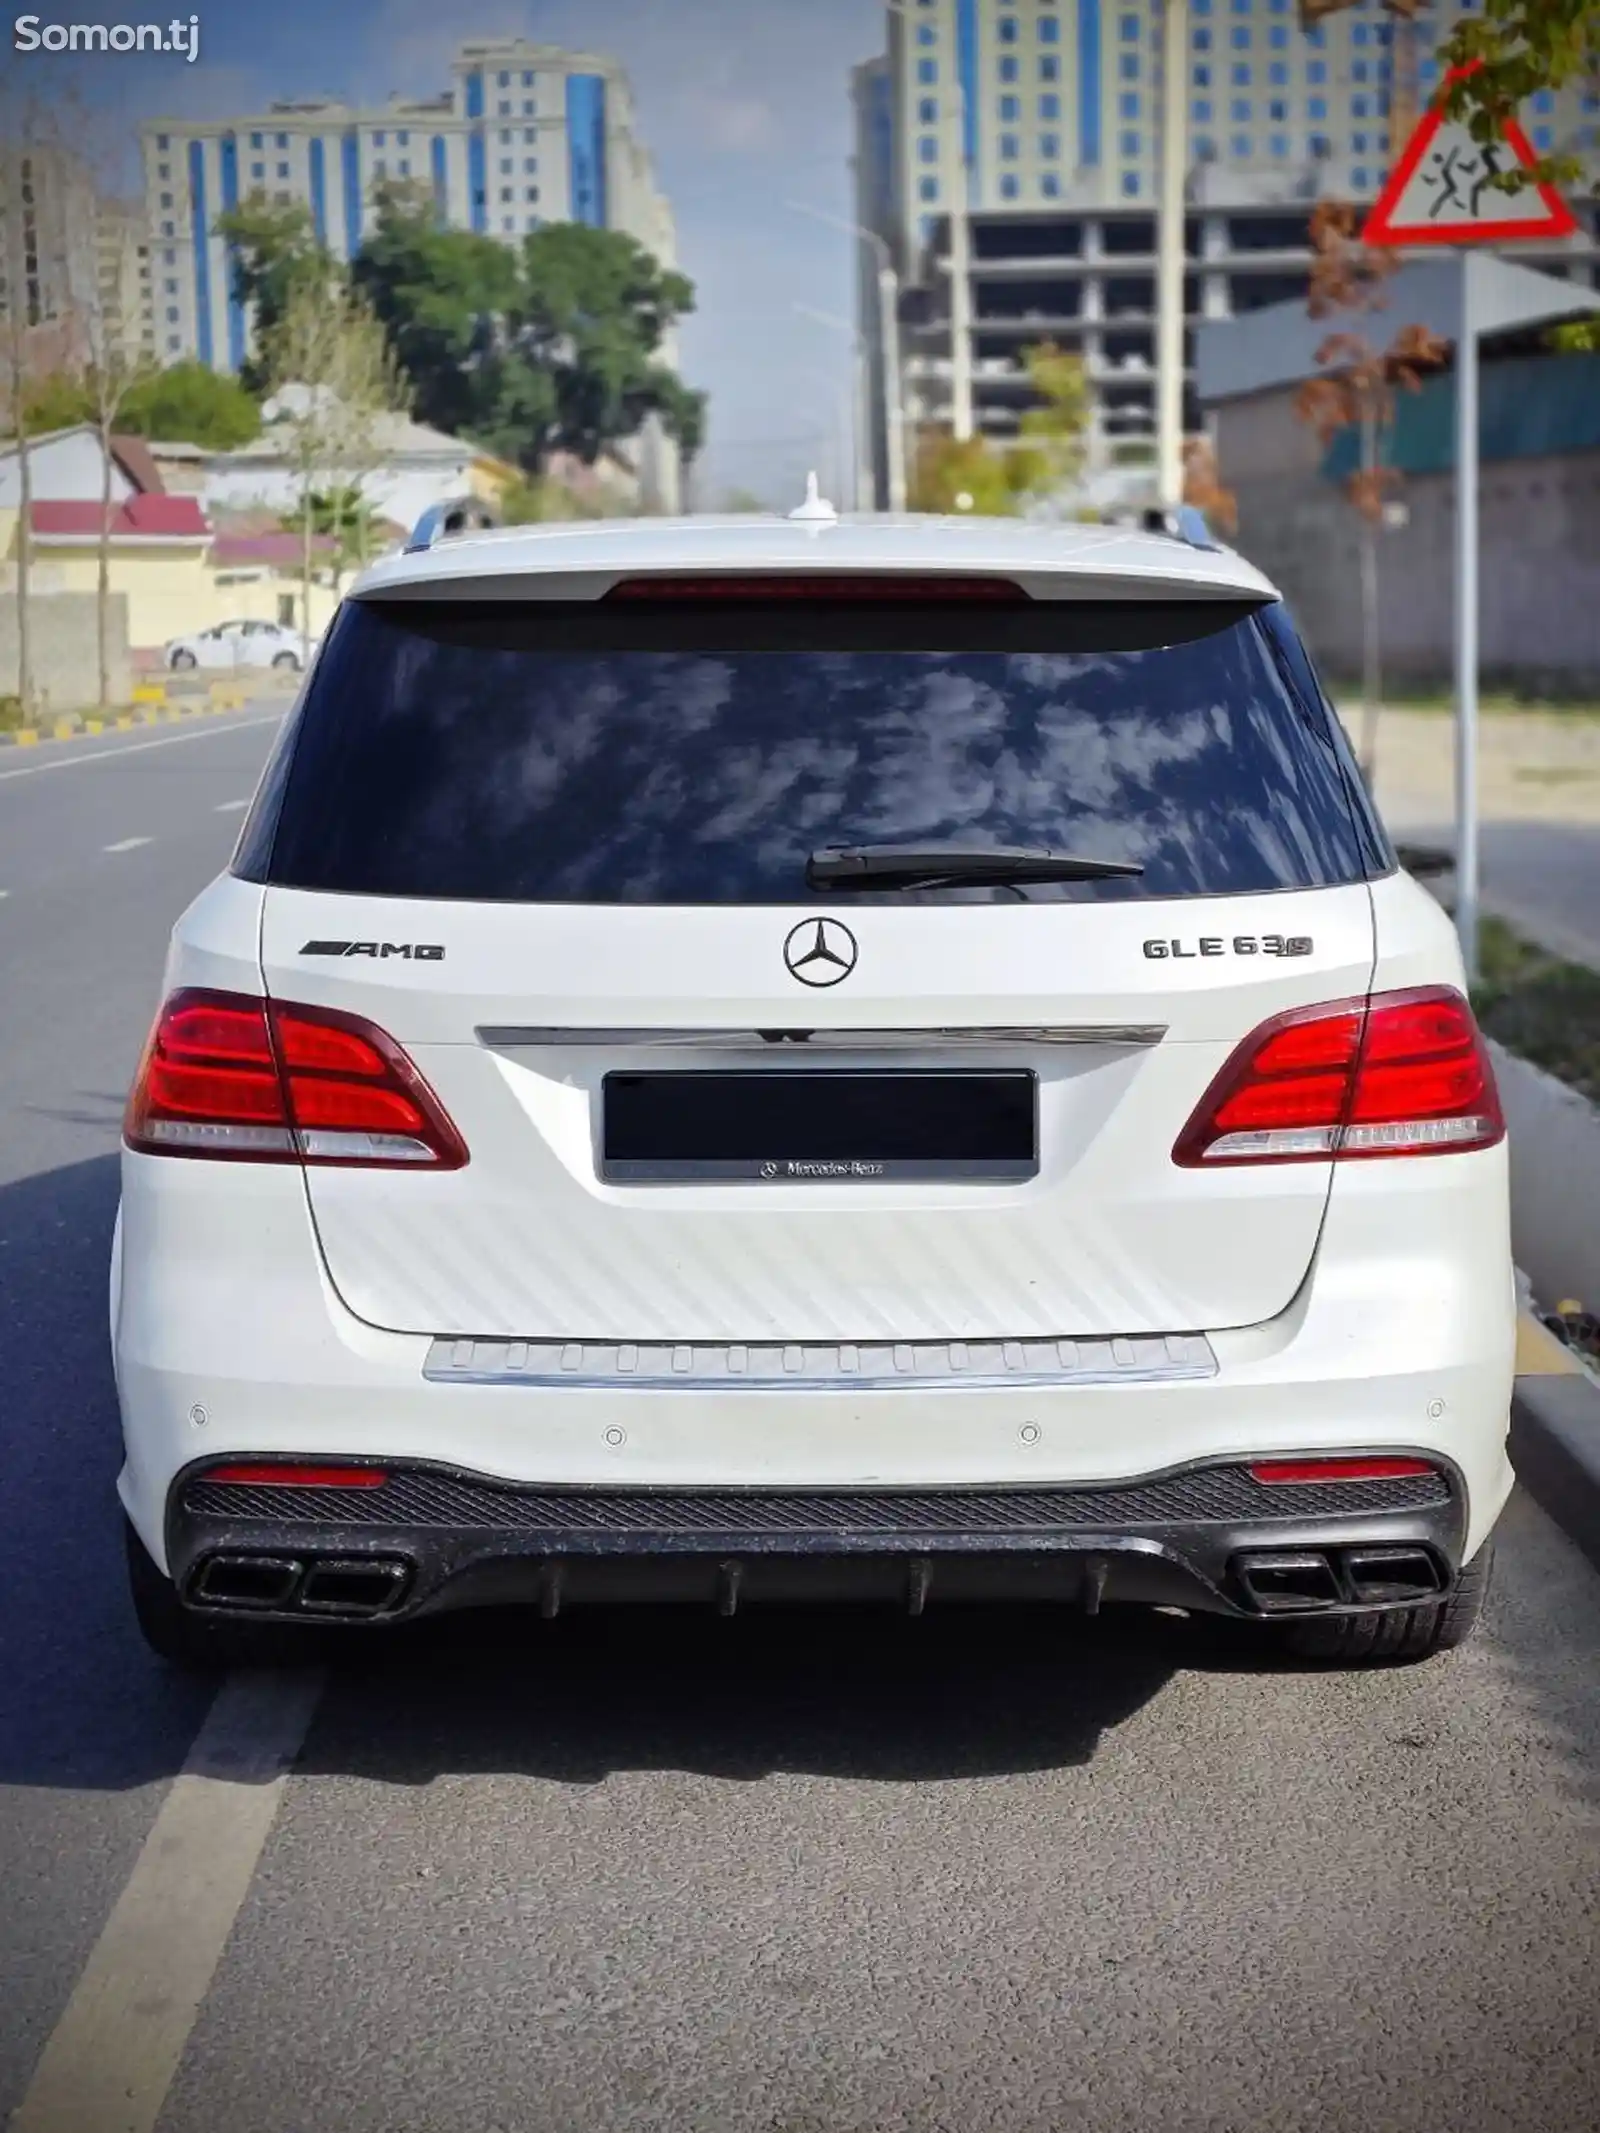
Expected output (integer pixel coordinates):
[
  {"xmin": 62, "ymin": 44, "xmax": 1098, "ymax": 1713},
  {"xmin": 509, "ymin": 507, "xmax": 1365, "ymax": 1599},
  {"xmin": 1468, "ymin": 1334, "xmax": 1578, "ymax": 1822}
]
[{"xmin": 241, "ymin": 598, "xmax": 1375, "ymax": 905}]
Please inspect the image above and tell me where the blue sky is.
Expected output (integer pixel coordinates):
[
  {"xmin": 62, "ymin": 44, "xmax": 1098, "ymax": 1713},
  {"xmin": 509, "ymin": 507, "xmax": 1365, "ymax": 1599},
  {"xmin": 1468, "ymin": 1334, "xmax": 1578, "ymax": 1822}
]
[{"xmin": 9, "ymin": 0, "xmax": 890, "ymax": 503}]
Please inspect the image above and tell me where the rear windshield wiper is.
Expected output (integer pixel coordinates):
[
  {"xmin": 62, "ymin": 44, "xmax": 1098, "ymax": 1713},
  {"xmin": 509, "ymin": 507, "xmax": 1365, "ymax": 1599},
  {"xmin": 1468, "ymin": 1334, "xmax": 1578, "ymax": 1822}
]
[{"xmin": 807, "ymin": 843, "xmax": 1144, "ymax": 890}]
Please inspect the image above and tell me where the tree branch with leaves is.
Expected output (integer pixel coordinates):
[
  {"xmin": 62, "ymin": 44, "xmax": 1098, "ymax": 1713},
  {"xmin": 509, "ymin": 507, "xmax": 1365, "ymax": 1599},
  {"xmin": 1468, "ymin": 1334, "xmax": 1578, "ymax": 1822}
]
[
  {"xmin": 1294, "ymin": 203, "xmax": 1448, "ymax": 778},
  {"xmin": 262, "ymin": 275, "xmax": 408, "ymax": 654}
]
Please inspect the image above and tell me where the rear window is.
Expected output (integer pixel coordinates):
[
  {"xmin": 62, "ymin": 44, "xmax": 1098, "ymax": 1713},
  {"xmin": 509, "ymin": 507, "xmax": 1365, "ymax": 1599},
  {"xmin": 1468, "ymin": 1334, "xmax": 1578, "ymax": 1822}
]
[{"xmin": 239, "ymin": 597, "xmax": 1379, "ymax": 906}]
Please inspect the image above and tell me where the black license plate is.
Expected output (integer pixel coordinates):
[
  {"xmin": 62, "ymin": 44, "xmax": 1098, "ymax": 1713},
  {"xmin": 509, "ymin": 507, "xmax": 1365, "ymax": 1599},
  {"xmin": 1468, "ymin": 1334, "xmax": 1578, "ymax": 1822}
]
[{"xmin": 600, "ymin": 1071, "xmax": 1038, "ymax": 1183}]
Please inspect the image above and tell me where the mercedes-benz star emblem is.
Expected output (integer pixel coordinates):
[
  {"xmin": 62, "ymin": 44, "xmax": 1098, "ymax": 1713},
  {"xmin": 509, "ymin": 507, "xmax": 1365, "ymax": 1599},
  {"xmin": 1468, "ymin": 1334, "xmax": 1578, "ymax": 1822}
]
[{"xmin": 783, "ymin": 917, "xmax": 858, "ymax": 987}]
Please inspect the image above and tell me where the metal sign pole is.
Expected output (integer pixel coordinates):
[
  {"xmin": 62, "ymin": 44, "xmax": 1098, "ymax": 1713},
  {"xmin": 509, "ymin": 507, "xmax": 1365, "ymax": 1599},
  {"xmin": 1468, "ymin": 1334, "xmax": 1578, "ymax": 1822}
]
[{"xmin": 1454, "ymin": 249, "xmax": 1480, "ymax": 986}]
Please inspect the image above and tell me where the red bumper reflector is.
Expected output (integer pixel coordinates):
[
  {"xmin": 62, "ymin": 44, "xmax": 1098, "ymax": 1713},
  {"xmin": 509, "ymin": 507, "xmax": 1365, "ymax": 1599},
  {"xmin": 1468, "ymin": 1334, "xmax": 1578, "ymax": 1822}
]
[
  {"xmin": 205, "ymin": 1464, "xmax": 388, "ymax": 1489},
  {"xmin": 1248, "ymin": 1456, "xmax": 1436, "ymax": 1485}
]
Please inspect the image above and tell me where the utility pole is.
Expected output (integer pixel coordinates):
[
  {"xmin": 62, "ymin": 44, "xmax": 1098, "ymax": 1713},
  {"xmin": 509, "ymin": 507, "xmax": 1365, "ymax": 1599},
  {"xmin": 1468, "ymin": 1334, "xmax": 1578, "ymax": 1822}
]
[
  {"xmin": 785, "ymin": 200, "xmax": 908, "ymax": 511},
  {"xmin": 794, "ymin": 318, "xmax": 868, "ymax": 509},
  {"xmin": 1156, "ymin": 0, "xmax": 1191, "ymax": 509}
]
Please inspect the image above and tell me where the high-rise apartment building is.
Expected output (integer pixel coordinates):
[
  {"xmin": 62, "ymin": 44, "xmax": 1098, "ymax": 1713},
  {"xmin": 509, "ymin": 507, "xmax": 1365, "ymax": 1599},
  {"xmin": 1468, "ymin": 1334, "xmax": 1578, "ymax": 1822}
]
[
  {"xmin": 0, "ymin": 140, "xmax": 153, "ymax": 385},
  {"xmin": 876, "ymin": 0, "xmax": 1598, "ymax": 235},
  {"xmin": 855, "ymin": 0, "xmax": 1600, "ymax": 479},
  {"xmin": 140, "ymin": 39, "xmax": 677, "ymax": 375}
]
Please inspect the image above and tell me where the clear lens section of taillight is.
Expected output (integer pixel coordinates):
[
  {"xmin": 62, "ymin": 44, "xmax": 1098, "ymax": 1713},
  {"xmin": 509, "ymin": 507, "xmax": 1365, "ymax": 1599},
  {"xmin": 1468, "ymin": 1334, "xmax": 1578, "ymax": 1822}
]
[
  {"xmin": 124, "ymin": 989, "xmax": 468, "ymax": 1168},
  {"xmin": 1173, "ymin": 987, "xmax": 1504, "ymax": 1166}
]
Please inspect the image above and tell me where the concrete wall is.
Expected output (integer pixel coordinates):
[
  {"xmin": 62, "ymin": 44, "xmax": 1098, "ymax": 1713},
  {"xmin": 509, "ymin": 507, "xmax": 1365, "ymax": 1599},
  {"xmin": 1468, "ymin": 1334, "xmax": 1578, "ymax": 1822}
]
[
  {"xmin": 33, "ymin": 544, "xmax": 216, "ymax": 651},
  {"xmin": 205, "ymin": 451, "xmax": 479, "ymax": 536},
  {"xmin": 0, "ymin": 591, "xmax": 131, "ymax": 713},
  {"xmin": 0, "ymin": 430, "xmax": 136, "ymax": 509},
  {"xmin": 1214, "ymin": 386, "xmax": 1600, "ymax": 694}
]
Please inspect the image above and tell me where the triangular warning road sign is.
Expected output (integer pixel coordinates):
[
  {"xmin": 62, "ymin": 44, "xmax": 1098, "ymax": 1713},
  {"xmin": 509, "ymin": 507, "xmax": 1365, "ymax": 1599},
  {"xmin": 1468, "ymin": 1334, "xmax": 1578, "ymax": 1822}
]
[{"xmin": 1363, "ymin": 65, "xmax": 1579, "ymax": 247}]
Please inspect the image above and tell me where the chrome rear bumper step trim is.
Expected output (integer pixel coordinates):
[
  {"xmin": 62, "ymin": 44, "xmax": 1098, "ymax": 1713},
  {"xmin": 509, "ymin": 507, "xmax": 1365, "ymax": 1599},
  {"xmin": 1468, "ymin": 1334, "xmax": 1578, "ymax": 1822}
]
[
  {"xmin": 477, "ymin": 1026, "xmax": 1168, "ymax": 1050},
  {"xmin": 422, "ymin": 1331, "xmax": 1217, "ymax": 1391}
]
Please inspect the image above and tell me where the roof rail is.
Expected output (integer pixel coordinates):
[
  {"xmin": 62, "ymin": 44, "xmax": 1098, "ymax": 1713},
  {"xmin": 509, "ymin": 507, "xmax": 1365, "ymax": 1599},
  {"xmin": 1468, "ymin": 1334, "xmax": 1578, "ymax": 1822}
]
[
  {"xmin": 1140, "ymin": 504, "xmax": 1221, "ymax": 552},
  {"xmin": 405, "ymin": 497, "xmax": 499, "ymax": 554}
]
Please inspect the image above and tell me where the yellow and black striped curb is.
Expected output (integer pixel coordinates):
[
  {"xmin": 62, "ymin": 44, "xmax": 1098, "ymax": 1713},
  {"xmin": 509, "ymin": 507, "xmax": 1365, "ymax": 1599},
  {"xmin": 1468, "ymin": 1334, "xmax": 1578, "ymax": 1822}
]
[{"xmin": 0, "ymin": 686, "xmax": 288, "ymax": 749}]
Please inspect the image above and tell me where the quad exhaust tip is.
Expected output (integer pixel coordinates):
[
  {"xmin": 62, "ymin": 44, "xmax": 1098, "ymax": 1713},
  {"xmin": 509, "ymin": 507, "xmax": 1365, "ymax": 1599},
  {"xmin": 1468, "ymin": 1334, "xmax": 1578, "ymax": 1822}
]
[
  {"xmin": 1232, "ymin": 1545, "xmax": 1445, "ymax": 1616},
  {"xmin": 189, "ymin": 1552, "xmax": 410, "ymax": 1619}
]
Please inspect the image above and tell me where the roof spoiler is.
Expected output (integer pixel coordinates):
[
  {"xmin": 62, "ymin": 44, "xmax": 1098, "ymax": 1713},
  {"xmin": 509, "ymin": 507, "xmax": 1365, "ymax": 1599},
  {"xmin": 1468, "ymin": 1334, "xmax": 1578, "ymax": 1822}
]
[{"xmin": 405, "ymin": 497, "xmax": 499, "ymax": 555}]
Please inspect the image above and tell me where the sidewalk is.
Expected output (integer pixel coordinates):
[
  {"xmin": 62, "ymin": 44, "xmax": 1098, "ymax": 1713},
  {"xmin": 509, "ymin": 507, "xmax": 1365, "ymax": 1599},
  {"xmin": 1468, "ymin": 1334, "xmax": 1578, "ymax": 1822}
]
[{"xmin": 1349, "ymin": 707, "xmax": 1600, "ymax": 972}]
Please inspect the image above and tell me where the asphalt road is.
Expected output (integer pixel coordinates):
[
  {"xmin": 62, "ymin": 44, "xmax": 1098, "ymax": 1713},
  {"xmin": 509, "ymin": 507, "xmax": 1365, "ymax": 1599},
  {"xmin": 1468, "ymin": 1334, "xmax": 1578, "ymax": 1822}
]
[{"xmin": 3, "ymin": 706, "xmax": 1600, "ymax": 2133}]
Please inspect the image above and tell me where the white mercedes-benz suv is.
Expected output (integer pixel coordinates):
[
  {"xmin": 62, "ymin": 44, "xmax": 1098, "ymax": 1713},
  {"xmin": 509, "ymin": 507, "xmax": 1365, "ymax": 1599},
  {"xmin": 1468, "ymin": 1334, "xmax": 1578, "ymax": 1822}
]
[{"xmin": 113, "ymin": 501, "xmax": 1514, "ymax": 1669}]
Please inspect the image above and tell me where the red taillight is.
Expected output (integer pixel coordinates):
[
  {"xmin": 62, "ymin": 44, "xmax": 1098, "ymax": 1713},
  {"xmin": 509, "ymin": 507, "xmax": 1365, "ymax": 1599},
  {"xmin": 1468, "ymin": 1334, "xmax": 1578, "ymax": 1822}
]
[
  {"xmin": 124, "ymin": 989, "xmax": 468, "ymax": 1168},
  {"xmin": 603, "ymin": 574, "xmax": 1027, "ymax": 602},
  {"xmin": 1249, "ymin": 1456, "xmax": 1436, "ymax": 1485},
  {"xmin": 205, "ymin": 1463, "xmax": 388, "ymax": 1488},
  {"xmin": 1173, "ymin": 986, "xmax": 1504, "ymax": 1166}
]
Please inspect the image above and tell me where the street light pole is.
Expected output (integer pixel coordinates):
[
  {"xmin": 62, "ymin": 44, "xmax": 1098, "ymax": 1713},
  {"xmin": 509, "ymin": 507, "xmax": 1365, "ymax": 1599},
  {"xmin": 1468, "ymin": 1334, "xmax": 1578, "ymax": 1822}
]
[
  {"xmin": 784, "ymin": 200, "xmax": 908, "ymax": 511},
  {"xmin": 794, "ymin": 306, "xmax": 871, "ymax": 510},
  {"xmin": 879, "ymin": 260, "xmax": 908, "ymax": 509},
  {"xmin": 1156, "ymin": 0, "xmax": 1190, "ymax": 509},
  {"xmin": 1454, "ymin": 249, "xmax": 1481, "ymax": 984}
]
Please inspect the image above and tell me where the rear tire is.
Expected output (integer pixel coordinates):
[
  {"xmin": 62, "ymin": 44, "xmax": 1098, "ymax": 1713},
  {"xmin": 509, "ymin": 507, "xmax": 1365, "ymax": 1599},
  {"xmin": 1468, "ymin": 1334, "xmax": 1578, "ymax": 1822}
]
[
  {"xmin": 125, "ymin": 1517, "xmax": 322, "ymax": 1672},
  {"xmin": 1277, "ymin": 1541, "xmax": 1495, "ymax": 1666},
  {"xmin": 168, "ymin": 649, "xmax": 197, "ymax": 671},
  {"xmin": 270, "ymin": 650, "xmax": 300, "ymax": 670}
]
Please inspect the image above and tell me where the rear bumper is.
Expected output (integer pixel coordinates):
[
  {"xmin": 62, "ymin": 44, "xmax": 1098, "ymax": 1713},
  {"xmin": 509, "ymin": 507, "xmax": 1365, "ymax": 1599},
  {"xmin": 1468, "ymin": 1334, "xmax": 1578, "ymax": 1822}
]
[
  {"xmin": 115, "ymin": 1153, "xmax": 1518, "ymax": 1586},
  {"xmin": 165, "ymin": 1455, "xmax": 1468, "ymax": 1625}
]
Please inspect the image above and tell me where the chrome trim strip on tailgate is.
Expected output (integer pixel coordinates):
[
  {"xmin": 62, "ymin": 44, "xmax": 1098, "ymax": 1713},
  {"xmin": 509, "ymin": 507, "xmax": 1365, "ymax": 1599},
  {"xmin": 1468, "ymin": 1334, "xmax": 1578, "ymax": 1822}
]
[
  {"xmin": 423, "ymin": 1332, "xmax": 1217, "ymax": 1391},
  {"xmin": 478, "ymin": 1026, "xmax": 1168, "ymax": 1050}
]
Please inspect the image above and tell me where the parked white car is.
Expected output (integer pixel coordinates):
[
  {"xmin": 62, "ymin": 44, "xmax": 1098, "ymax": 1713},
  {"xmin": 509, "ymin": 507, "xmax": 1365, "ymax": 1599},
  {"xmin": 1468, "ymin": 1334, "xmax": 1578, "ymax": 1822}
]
[
  {"xmin": 164, "ymin": 619, "xmax": 317, "ymax": 672},
  {"xmin": 115, "ymin": 500, "xmax": 1514, "ymax": 1670}
]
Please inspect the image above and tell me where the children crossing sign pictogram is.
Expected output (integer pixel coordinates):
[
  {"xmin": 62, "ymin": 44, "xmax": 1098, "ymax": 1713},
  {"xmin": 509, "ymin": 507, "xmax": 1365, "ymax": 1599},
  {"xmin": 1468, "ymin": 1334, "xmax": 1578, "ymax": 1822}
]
[{"xmin": 1362, "ymin": 65, "xmax": 1579, "ymax": 247}]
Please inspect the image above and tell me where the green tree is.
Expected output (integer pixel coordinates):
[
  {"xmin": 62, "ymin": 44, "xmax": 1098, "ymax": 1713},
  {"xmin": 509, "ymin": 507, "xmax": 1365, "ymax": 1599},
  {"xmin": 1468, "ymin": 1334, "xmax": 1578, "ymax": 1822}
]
[
  {"xmin": 352, "ymin": 183, "xmax": 522, "ymax": 437},
  {"xmin": 262, "ymin": 276, "xmax": 408, "ymax": 654},
  {"xmin": 213, "ymin": 193, "xmax": 331, "ymax": 389},
  {"xmin": 20, "ymin": 371, "xmax": 94, "ymax": 432},
  {"xmin": 116, "ymin": 360, "xmax": 262, "ymax": 448},
  {"xmin": 497, "ymin": 471, "xmax": 606, "ymax": 524},
  {"xmin": 502, "ymin": 223, "xmax": 704, "ymax": 470},
  {"xmin": 908, "ymin": 343, "xmax": 1087, "ymax": 515},
  {"xmin": 1015, "ymin": 341, "xmax": 1090, "ymax": 494},
  {"xmin": 300, "ymin": 485, "xmax": 393, "ymax": 577},
  {"xmin": 1439, "ymin": 6, "xmax": 1600, "ymax": 194},
  {"xmin": 909, "ymin": 432, "xmax": 1041, "ymax": 515}
]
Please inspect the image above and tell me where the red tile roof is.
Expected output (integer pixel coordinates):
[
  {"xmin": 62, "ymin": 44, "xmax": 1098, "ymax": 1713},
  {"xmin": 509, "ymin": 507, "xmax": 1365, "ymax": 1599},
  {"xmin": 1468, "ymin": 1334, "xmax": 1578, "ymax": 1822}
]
[
  {"xmin": 30, "ymin": 495, "xmax": 210, "ymax": 540},
  {"xmin": 212, "ymin": 531, "xmax": 337, "ymax": 566}
]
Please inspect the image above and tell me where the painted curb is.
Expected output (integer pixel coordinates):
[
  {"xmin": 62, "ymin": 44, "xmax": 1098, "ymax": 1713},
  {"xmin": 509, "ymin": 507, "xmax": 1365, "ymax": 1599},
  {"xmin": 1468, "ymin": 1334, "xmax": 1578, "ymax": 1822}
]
[
  {"xmin": 0, "ymin": 694, "xmax": 267, "ymax": 749},
  {"xmin": 1511, "ymin": 1366, "xmax": 1600, "ymax": 1575}
]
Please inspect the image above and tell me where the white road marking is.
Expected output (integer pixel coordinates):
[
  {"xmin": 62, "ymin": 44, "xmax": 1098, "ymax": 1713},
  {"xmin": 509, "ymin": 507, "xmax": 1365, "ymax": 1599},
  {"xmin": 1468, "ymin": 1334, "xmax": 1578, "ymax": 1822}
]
[
  {"xmin": 214, "ymin": 799, "xmax": 250, "ymax": 813},
  {"xmin": 103, "ymin": 837, "xmax": 154, "ymax": 854},
  {"xmin": 6, "ymin": 1670, "xmax": 324, "ymax": 2133},
  {"xmin": 0, "ymin": 713, "xmax": 282, "ymax": 785}
]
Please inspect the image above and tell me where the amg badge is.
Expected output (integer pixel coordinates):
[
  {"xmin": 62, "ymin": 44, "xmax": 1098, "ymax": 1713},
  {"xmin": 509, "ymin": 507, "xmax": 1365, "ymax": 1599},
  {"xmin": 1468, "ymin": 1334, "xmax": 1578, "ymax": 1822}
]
[
  {"xmin": 1143, "ymin": 934, "xmax": 1313, "ymax": 960},
  {"xmin": 299, "ymin": 941, "xmax": 446, "ymax": 961}
]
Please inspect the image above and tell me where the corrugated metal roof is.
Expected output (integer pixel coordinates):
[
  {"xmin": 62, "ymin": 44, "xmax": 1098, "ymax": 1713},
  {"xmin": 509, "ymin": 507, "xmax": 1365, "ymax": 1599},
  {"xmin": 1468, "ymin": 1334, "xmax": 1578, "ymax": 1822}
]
[
  {"xmin": 1196, "ymin": 252, "xmax": 1600, "ymax": 405},
  {"xmin": 1320, "ymin": 349, "xmax": 1600, "ymax": 478}
]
